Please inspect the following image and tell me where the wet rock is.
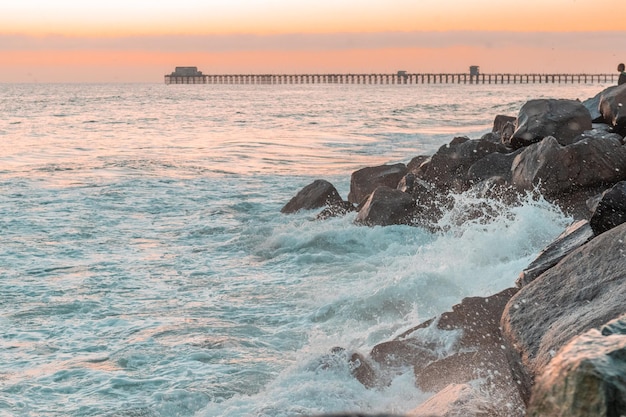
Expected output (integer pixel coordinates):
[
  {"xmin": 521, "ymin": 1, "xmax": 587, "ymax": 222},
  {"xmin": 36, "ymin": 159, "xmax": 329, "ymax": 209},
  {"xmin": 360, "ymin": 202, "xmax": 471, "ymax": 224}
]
[
  {"xmin": 467, "ymin": 148, "xmax": 523, "ymax": 184},
  {"xmin": 416, "ymin": 137, "xmax": 504, "ymax": 192},
  {"xmin": 409, "ymin": 383, "xmax": 505, "ymax": 417},
  {"xmin": 306, "ymin": 414, "xmax": 404, "ymax": 417},
  {"xmin": 501, "ymin": 222, "xmax": 626, "ymax": 378},
  {"xmin": 589, "ymin": 181, "xmax": 626, "ymax": 236},
  {"xmin": 354, "ymin": 186, "xmax": 415, "ymax": 226},
  {"xmin": 316, "ymin": 200, "xmax": 357, "ymax": 220},
  {"xmin": 348, "ymin": 163, "xmax": 407, "ymax": 205},
  {"xmin": 516, "ymin": 219, "xmax": 593, "ymax": 287},
  {"xmin": 370, "ymin": 339, "xmax": 438, "ymax": 372},
  {"xmin": 316, "ymin": 347, "xmax": 381, "ymax": 389},
  {"xmin": 510, "ymin": 134, "xmax": 626, "ymax": 199},
  {"xmin": 508, "ymin": 99, "xmax": 592, "ymax": 148},
  {"xmin": 492, "ymin": 114, "xmax": 517, "ymax": 135},
  {"xmin": 281, "ymin": 179, "xmax": 344, "ymax": 213},
  {"xmin": 582, "ymin": 85, "xmax": 619, "ymax": 122},
  {"xmin": 492, "ymin": 114, "xmax": 517, "ymax": 146},
  {"xmin": 406, "ymin": 155, "xmax": 430, "ymax": 173},
  {"xmin": 599, "ymin": 83, "xmax": 626, "ymax": 135},
  {"xmin": 526, "ymin": 315, "xmax": 626, "ymax": 417}
]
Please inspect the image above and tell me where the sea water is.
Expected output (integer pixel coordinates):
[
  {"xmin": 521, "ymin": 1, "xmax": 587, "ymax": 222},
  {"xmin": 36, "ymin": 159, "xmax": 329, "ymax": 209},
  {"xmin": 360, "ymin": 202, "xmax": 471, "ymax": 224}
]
[{"xmin": 0, "ymin": 82, "xmax": 612, "ymax": 417}]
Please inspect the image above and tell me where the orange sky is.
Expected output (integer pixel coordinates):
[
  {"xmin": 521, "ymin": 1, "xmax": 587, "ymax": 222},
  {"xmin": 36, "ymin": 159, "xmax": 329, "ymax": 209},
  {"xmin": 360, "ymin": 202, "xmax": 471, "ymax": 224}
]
[{"xmin": 1, "ymin": 0, "xmax": 625, "ymax": 82}]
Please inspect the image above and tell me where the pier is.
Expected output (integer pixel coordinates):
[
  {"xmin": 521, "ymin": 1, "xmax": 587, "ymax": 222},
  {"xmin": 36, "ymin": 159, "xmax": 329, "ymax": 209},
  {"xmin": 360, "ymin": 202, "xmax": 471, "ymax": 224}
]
[{"xmin": 165, "ymin": 72, "xmax": 617, "ymax": 85}]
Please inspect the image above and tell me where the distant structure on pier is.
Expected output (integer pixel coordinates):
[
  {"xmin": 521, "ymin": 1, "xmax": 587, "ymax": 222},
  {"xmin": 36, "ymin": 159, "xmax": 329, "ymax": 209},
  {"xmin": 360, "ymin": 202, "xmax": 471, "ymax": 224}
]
[
  {"xmin": 164, "ymin": 66, "xmax": 616, "ymax": 85},
  {"xmin": 170, "ymin": 67, "xmax": 203, "ymax": 77}
]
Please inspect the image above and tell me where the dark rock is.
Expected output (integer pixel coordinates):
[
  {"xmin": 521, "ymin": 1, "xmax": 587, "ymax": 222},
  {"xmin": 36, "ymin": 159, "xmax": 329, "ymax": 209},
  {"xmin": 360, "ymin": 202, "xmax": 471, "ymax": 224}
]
[
  {"xmin": 370, "ymin": 339, "xmax": 437, "ymax": 371},
  {"xmin": 281, "ymin": 179, "xmax": 344, "ymax": 213},
  {"xmin": 467, "ymin": 148, "xmax": 523, "ymax": 184},
  {"xmin": 589, "ymin": 181, "xmax": 626, "ymax": 236},
  {"xmin": 348, "ymin": 163, "xmax": 407, "ymax": 205},
  {"xmin": 493, "ymin": 115, "xmax": 517, "ymax": 135},
  {"xmin": 526, "ymin": 316, "xmax": 626, "ymax": 417},
  {"xmin": 508, "ymin": 99, "xmax": 592, "ymax": 148},
  {"xmin": 417, "ymin": 351, "xmax": 483, "ymax": 392},
  {"xmin": 510, "ymin": 134, "xmax": 626, "ymax": 199},
  {"xmin": 516, "ymin": 219, "xmax": 594, "ymax": 287},
  {"xmin": 354, "ymin": 186, "xmax": 415, "ymax": 226},
  {"xmin": 582, "ymin": 85, "xmax": 620, "ymax": 122},
  {"xmin": 599, "ymin": 84, "xmax": 626, "ymax": 135},
  {"xmin": 570, "ymin": 127, "xmax": 623, "ymax": 145},
  {"xmin": 349, "ymin": 351, "xmax": 379, "ymax": 389},
  {"xmin": 316, "ymin": 347, "xmax": 381, "ymax": 389},
  {"xmin": 316, "ymin": 200, "xmax": 356, "ymax": 220},
  {"xmin": 417, "ymin": 137, "xmax": 504, "ymax": 192},
  {"xmin": 406, "ymin": 155, "xmax": 430, "ymax": 172},
  {"xmin": 437, "ymin": 288, "xmax": 518, "ymax": 347},
  {"xmin": 501, "ymin": 222, "xmax": 626, "ymax": 378}
]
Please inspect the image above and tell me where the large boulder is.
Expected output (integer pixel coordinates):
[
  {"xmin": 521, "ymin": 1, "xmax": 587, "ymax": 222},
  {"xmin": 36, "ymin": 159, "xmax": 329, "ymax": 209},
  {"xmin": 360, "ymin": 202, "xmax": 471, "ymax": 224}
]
[
  {"xmin": 409, "ymin": 383, "xmax": 503, "ymax": 417},
  {"xmin": 354, "ymin": 186, "xmax": 415, "ymax": 226},
  {"xmin": 599, "ymin": 84, "xmax": 626, "ymax": 135},
  {"xmin": 281, "ymin": 179, "xmax": 345, "ymax": 213},
  {"xmin": 516, "ymin": 220, "xmax": 593, "ymax": 287},
  {"xmin": 508, "ymin": 99, "xmax": 592, "ymax": 148},
  {"xmin": 467, "ymin": 148, "xmax": 523, "ymax": 184},
  {"xmin": 370, "ymin": 288, "xmax": 526, "ymax": 415},
  {"xmin": 501, "ymin": 222, "xmax": 626, "ymax": 378},
  {"xmin": 589, "ymin": 181, "xmax": 626, "ymax": 236},
  {"xmin": 416, "ymin": 137, "xmax": 504, "ymax": 192},
  {"xmin": 510, "ymin": 134, "xmax": 626, "ymax": 199},
  {"xmin": 492, "ymin": 114, "xmax": 517, "ymax": 146},
  {"xmin": 526, "ymin": 315, "xmax": 626, "ymax": 417},
  {"xmin": 348, "ymin": 163, "xmax": 407, "ymax": 205},
  {"xmin": 582, "ymin": 85, "xmax": 620, "ymax": 122}
]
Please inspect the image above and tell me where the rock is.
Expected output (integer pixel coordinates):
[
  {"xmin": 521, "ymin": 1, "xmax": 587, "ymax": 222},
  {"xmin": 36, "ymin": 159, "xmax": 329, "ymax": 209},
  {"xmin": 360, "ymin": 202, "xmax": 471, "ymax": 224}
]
[
  {"xmin": 348, "ymin": 163, "xmax": 408, "ymax": 205},
  {"xmin": 493, "ymin": 115, "xmax": 517, "ymax": 135},
  {"xmin": 407, "ymin": 155, "xmax": 430, "ymax": 173},
  {"xmin": 467, "ymin": 148, "xmax": 523, "ymax": 184},
  {"xmin": 436, "ymin": 288, "xmax": 518, "ymax": 347},
  {"xmin": 526, "ymin": 315, "xmax": 626, "ymax": 417},
  {"xmin": 315, "ymin": 347, "xmax": 381, "ymax": 389},
  {"xmin": 501, "ymin": 222, "xmax": 626, "ymax": 378},
  {"xmin": 316, "ymin": 200, "xmax": 357, "ymax": 220},
  {"xmin": 355, "ymin": 186, "xmax": 415, "ymax": 226},
  {"xmin": 492, "ymin": 114, "xmax": 517, "ymax": 146},
  {"xmin": 409, "ymin": 383, "xmax": 505, "ymax": 417},
  {"xmin": 508, "ymin": 99, "xmax": 592, "ymax": 148},
  {"xmin": 582, "ymin": 86, "xmax": 619, "ymax": 122},
  {"xmin": 413, "ymin": 288, "xmax": 530, "ymax": 408},
  {"xmin": 516, "ymin": 219, "xmax": 594, "ymax": 287},
  {"xmin": 599, "ymin": 84, "xmax": 626, "ymax": 135},
  {"xmin": 510, "ymin": 134, "xmax": 626, "ymax": 199},
  {"xmin": 571, "ymin": 127, "xmax": 623, "ymax": 145},
  {"xmin": 417, "ymin": 138, "xmax": 504, "ymax": 192},
  {"xmin": 370, "ymin": 339, "xmax": 438, "ymax": 371},
  {"xmin": 589, "ymin": 181, "xmax": 626, "ymax": 236},
  {"xmin": 306, "ymin": 414, "xmax": 403, "ymax": 417},
  {"xmin": 281, "ymin": 179, "xmax": 345, "ymax": 213}
]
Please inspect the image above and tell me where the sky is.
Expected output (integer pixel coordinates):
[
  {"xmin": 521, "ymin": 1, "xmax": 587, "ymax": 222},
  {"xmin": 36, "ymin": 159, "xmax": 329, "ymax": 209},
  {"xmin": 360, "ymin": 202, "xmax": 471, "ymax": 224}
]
[{"xmin": 1, "ymin": 0, "xmax": 625, "ymax": 83}]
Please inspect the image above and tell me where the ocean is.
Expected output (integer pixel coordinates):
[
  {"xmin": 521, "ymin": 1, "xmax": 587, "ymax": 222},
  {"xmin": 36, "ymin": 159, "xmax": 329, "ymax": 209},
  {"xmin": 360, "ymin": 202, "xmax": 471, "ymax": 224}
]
[{"xmin": 0, "ymin": 81, "xmax": 612, "ymax": 417}]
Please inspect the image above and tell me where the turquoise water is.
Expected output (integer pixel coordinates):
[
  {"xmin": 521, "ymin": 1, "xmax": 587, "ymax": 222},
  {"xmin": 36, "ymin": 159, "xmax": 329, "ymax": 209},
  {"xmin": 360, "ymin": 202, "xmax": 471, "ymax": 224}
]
[{"xmin": 0, "ymin": 82, "xmax": 610, "ymax": 416}]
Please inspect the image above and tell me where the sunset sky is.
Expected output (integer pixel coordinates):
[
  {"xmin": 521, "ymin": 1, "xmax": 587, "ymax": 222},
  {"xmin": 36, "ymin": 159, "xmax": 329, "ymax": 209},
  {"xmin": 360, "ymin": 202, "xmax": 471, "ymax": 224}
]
[{"xmin": 1, "ymin": 0, "xmax": 625, "ymax": 82}]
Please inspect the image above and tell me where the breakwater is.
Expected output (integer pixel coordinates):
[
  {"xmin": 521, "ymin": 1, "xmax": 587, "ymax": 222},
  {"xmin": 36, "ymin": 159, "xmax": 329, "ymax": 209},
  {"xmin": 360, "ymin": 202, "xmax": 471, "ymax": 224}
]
[{"xmin": 164, "ymin": 72, "xmax": 616, "ymax": 85}]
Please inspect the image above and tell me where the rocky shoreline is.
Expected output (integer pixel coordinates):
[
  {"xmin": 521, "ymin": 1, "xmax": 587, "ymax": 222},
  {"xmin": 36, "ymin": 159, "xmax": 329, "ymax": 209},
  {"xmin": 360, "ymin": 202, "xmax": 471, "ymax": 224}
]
[{"xmin": 282, "ymin": 84, "xmax": 626, "ymax": 416}]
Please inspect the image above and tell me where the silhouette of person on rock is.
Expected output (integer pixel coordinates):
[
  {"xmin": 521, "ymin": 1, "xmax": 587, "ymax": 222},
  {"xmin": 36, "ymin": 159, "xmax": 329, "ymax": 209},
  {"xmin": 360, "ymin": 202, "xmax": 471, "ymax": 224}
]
[{"xmin": 618, "ymin": 63, "xmax": 626, "ymax": 85}]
